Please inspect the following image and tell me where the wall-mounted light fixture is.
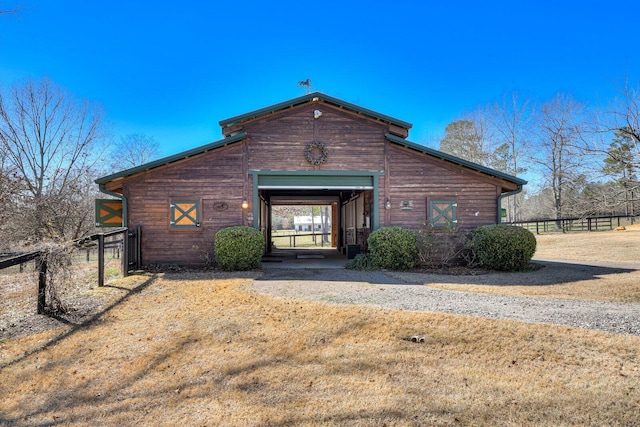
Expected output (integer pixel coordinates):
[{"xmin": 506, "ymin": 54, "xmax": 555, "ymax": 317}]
[
  {"xmin": 400, "ymin": 200, "xmax": 414, "ymax": 211},
  {"xmin": 385, "ymin": 199, "xmax": 391, "ymax": 209},
  {"xmin": 241, "ymin": 200, "xmax": 249, "ymax": 209},
  {"xmin": 314, "ymin": 109, "xmax": 323, "ymax": 119}
]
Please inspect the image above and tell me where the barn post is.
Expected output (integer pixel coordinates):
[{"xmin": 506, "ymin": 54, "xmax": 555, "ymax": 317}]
[
  {"xmin": 98, "ymin": 233, "xmax": 105, "ymax": 287},
  {"xmin": 122, "ymin": 228, "xmax": 130, "ymax": 277},
  {"xmin": 37, "ymin": 254, "xmax": 47, "ymax": 314},
  {"xmin": 135, "ymin": 225, "xmax": 142, "ymax": 270}
]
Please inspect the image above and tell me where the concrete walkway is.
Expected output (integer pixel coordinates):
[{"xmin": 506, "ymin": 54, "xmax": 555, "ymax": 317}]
[{"xmin": 261, "ymin": 248, "xmax": 349, "ymax": 269}]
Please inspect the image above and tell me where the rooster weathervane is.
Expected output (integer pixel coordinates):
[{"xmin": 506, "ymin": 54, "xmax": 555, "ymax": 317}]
[{"xmin": 298, "ymin": 78, "xmax": 312, "ymax": 94}]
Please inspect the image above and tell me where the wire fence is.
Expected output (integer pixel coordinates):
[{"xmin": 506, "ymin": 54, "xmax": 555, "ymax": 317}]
[{"xmin": 0, "ymin": 228, "xmax": 135, "ymax": 320}]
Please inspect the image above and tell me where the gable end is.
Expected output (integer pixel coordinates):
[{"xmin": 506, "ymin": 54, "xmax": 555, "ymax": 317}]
[{"xmin": 220, "ymin": 92, "xmax": 412, "ymax": 138}]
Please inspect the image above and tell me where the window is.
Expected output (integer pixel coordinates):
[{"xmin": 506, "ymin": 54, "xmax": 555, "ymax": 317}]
[
  {"xmin": 429, "ymin": 199, "xmax": 457, "ymax": 228},
  {"xmin": 170, "ymin": 200, "xmax": 200, "ymax": 229}
]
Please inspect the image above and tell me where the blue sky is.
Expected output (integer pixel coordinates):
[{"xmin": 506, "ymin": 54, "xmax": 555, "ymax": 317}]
[{"xmin": 2, "ymin": 0, "xmax": 639, "ymax": 158}]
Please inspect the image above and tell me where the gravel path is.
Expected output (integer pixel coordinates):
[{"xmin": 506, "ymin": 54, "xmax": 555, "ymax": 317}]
[{"xmin": 253, "ymin": 268, "xmax": 640, "ymax": 336}]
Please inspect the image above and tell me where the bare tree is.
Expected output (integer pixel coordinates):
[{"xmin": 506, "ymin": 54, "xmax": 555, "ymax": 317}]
[
  {"xmin": 614, "ymin": 82, "xmax": 640, "ymax": 149},
  {"xmin": 109, "ymin": 133, "xmax": 161, "ymax": 171},
  {"xmin": 438, "ymin": 98, "xmax": 532, "ymax": 221},
  {"xmin": 0, "ymin": 157, "xmax": 23, "ymax": 250},
  {"xmin": 596, "ymin": 80, "xmax": 640, "ymax": 217},
  {"xmin": 489, "ymin": 93, "xmax": 531, "ymax": 221},
  {"xmin": 530, "ymin": 93, "xmax": 589, "ymax": 228},
  {"xmin": 602, "ymin": 128, "xmax": 638, "ymax": 216},
  {"xmin": 0, "ymin": 77, "xmax": 108, "ymax": 243},
  {"xmin": 439, "ymin": 118, "xmax": 495, "ymax": 167}
]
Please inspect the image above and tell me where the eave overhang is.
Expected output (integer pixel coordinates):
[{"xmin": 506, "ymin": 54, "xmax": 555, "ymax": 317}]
[
  {"xmin": 385, "ymin": 133, "xmax": 527, "ymax": 190},
  {"xmin": 95, "ymin": 131, "xmax": 247, "ymax": 190}
]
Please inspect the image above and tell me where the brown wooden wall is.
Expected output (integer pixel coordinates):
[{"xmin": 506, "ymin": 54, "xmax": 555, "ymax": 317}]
[
  {"xmin": 244, "ymin": 103, "xmax": 387, "ymax": 172},
  {"xmin": 382, "ymin": 144, "xmax": 500, "ymax": 230},
  {"xmin": 117, "ymin": 101, "xmax": 511, "ymax": 266},
  {"xmin": 123, "ymin": 144, "xmax": 246, "ymax": 266}
]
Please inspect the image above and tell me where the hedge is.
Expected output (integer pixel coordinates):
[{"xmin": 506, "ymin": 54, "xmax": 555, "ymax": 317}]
[
  {"xmin": 472, "ymin": 224, "xmax": 536, "ymax": 271},
  {"xmin": 214, "ymin": 226, "xmax": 265, "ymax": 271}
]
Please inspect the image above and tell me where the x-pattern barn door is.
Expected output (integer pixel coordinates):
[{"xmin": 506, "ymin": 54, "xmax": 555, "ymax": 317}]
[
  {"xmin": 430, "ymin": 200, "xmax": 457, "ymax": 227},
  {"xmin": 95, "ymin": 199, "xmax": 123, "ymax": 227},
  {"xmin": 170, "ymin": 201, "xmax": 200, "ymax": 228}
]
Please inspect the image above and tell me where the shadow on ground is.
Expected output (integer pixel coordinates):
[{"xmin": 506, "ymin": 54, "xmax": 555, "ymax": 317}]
[
  {"xmin": 0, "ymin": 274, "xmax": 158, "ymax": 369},
  {"xmin": 390, "ymin": 259, "xmax": 639, "ymax": 287},
  {"xmin": 257, "ymin": 268, "xmax": 411, "ymax": 285},
  {"xmin": 256, "ymin": 259, "xmax": 640, "ymax": 287}
]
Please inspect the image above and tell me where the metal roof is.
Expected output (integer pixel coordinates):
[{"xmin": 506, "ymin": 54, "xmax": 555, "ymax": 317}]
[
  {"xmin": 95, "ymin": 132, "xmax": 247, "ymax": 185},
  {"xmin": 385, "ymin": 133, "xmax": 527, "ymax": 186},
  {"xmin": 95, "ymin": 94, "xmax": 526, "ymax": 190},
  {"xmin": 219, "ymin": 92, "xmax": 413, "ymax": 130}
]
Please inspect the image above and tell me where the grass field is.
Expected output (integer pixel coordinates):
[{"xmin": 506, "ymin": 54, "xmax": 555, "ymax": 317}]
[
  {"xmin": 271, "ymin": 231, "xmax": 331, "ymax": 248},
  {"xmin": 1, "ymin": 231, "xmax": 639, "ymax": 426}
]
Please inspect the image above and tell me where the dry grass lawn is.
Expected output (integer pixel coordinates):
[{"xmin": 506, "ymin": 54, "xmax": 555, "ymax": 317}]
[
  {"xmin": 534, "ymin": 226, "xmax": 640, "ymax": 263},
  {"xmin": 1, "ymin": 231, "xmax": 640, "ymax": 425},
  {"xmin": 427, "ymin": 229, "xmax": 640, "ymax": 303}
]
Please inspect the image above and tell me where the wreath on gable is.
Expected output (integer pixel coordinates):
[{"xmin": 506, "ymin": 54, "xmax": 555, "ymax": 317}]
[{"xmin": 304, "ymin": 141, "xmax": 328, "ymax": 165}]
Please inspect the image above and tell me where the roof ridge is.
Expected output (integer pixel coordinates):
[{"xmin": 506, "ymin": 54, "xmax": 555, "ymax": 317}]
[{"xmin": 218, "ymin": 92, "xmax": 412, "ymax": 131}]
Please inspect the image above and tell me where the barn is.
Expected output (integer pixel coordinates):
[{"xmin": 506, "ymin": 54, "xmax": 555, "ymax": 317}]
[{"xmin": 95, "ymin": 92, "xmax": 526, "ymax": 266}]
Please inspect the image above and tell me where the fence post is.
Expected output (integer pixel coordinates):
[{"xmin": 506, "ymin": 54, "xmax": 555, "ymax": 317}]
[
  {"xmin": 98, "ymin": 234, "xmax": 105, "ymax": 287},
  {"xmin": 37, "ymin": 255, "xmax": 47, "ymax": 314},
  {"xmin": 135, "ymin": 225, "xmax": 142, "ymax": 271},
  {"xmin": 123, "ymin": 228, "xmax": 129, "ymax": 277}
]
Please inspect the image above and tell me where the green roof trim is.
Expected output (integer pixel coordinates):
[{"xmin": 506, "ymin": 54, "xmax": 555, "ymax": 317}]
[
  {"xmin": 219, "ymin": 92, "xmax": 413, "ymax": 130},
  {"xmin": 385, "ymin": 133, "xmax": 527, "ymax": 186},
  {"xmin": 249, "ymin": 169, "xmax": 384, "ymax": 176},
  {"xmin": 95, "ymin": 131, "xmax": 246, "ymax": 185}
]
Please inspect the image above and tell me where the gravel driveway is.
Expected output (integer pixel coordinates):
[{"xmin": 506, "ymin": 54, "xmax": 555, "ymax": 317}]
[{"xmin": 253, "ymin": 265, "xmax": 640, "ymax": 336}]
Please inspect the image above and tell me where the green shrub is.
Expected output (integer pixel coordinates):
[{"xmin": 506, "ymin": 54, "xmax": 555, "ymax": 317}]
[
  {"xmin": 471, "ymin": 225, "xmax": 536, "ymax": 271},
  {"xmin": 345, "ymin": 253, "xmax": 374, "ymax": 270},
  {"xmin": 214, "ymin": 226, "xmax": 265, "ymax": 271},
  {"xmin": 368, "ymin": 226, "xmax": 418, "ymax": 270},
  {"xmin": 417, "ymin": 224, "xmax": 473, "ymax": 268}
]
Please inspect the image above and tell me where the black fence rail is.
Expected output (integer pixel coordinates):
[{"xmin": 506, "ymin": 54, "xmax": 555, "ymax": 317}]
[
  {"xmin": 76, "ymin": 226, "xmax": 141, "ymax": 286},
  {"xmin": 271, "ymin": 231, "xmax": 331, "ymax": 248},
  {"xmin": 82, "ymin": 240, "xmax": 123, "ymax": 261},
  {"xmin": 0, "ymin": 251, "xmax": 48, "ymax": 314},
  {"xmin": 1, "ymin": 226, "xmax": 142, "ymax": 315},
  {"xmin": 509, "ymin": 215, "xmax": 636, "ymax": 234}
]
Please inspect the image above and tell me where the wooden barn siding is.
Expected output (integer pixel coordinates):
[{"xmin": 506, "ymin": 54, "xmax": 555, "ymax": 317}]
[
  {"xmin": 245, "ymin": 103, "xmax": 387, "ymax": 172},
  {"xmin": 384, "ymin": 144, "xmax": 499, "ymax": 230},
  {"xmin": 124, "ymin": 144, "xmax": 245, "ymax": 265}
]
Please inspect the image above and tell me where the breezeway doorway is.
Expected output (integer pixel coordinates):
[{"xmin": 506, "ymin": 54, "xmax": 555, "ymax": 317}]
[
  {"xmin": 250, "ymin": 170, "xmax": 382, "ymax": 258},
  {"xmin": 270, "ymin": 198, "xmax": 336, "ymax": 249}
]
